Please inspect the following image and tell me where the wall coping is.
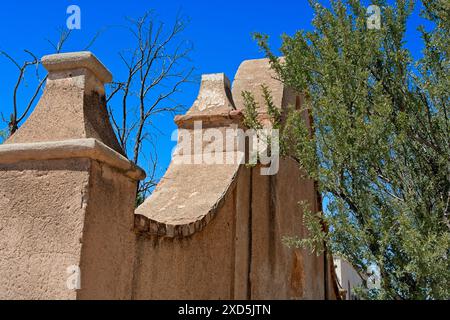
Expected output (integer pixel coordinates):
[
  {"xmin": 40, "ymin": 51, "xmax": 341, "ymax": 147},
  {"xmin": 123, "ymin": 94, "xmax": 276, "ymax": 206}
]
[
  {"xmin": 135, "ymin": 164, "xmax": 242, "ymax": 238},
  {"xmin": 42, "ymin": 51, "xmax": 113, "ymax": 84},
  {"xmin": 0, "ymin": 138, "xmax": 145, "ymax": 181},
  {"xmin": 174, "ymin": 109, "xmax": 244, "ymax": 128}
]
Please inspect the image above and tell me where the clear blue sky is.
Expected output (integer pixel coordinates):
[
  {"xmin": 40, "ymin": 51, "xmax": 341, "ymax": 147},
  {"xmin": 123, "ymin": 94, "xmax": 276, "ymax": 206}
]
[{"xmin": 0, "ymin": 0, "xmax": 427, "ymax": 180}]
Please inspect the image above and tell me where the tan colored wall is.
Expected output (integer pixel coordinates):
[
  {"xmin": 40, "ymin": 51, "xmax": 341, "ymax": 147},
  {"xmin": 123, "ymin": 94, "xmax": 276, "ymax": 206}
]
[
  {"xmin": 0, "ymin": 157, "xmax": 334, "ymax": 300},
  {"xmin": 0, "ymin": 159, "xmax": 90, "ymax": 300},
  {"xmin": 133, "ymin": 188, "xmax": 238, "ymax": 300},
  {"xmin": 130, "ymin": 61, "xmax": 339, "ymax": 300},
  {"xmin": 6, "ymin": 68, "xmax": 123, "ymax": 155},
  {"xmin": 133, "ymin": 167, "xmax": 251, "ymax": 300},
  {"xmin": 0, "ymin": 52, "xmax": 143, "ymax": 300},
  {"xmin": 132, "ymin": 160, "xmax": 331, "ymax": 300},
  {"xmin": 0, "ymin": 53, "xmax": 339, "ymax": 300},
  {"xmin": 0, "ymin": 158, "xmax": 139, "ymax": 300},
  {"xmin": 250, "ymin": 160, "xmax": 326, "ymax": 300},
  {"xmin": 77, "ymin": 160, "xmax": 138, "ymax": 300}
]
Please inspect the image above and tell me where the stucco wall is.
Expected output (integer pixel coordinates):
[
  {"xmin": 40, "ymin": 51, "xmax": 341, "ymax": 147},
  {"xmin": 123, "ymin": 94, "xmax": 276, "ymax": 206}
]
[
  {"xmin": 250, "ymin": 160, "xmax": 326, "ymax": 300},
  {"xmin": 77, "ymin": 160, "xmax": 138, "ymax": 300},
  {"xmin": 334, "ymin": 257, "xmax": 365, "ymax": 300},
  {"xmin": 133, "ymin": 183, "xmax": 239, "ymax": 300},
  {"xmin": 0, "ymin": 158, "xmax": 139, "ymax": 300},
  {"xmin": 0, "ymin": 159, "xmax": 90, "ymax": 300},
  {"xmin": 132, "ymin": 160, "xmax": 332, "ymax": 300},
  {"xmin": 0, "ymin": 52, "xmax": 339, "ymax": 300}
]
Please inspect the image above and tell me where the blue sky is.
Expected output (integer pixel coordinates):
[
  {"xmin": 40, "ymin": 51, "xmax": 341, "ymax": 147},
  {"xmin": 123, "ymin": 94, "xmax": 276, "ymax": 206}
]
[{"xmin": 0, "ymin": 0, "xmax": 428, "ymax": 181}]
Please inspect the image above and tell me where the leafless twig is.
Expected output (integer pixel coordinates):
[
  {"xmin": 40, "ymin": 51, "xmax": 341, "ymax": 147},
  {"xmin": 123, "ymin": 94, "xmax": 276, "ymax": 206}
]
[
  {"xmin": 1, "ymin": 29, "xmax": 72, "ymax": 135},
  {"xmin": 107, "ymin": 12, "xmax": 194, "ymax": 198}
]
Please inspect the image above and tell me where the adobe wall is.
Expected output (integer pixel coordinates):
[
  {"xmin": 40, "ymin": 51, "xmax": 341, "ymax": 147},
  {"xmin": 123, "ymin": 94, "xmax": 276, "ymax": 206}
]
[
  {"xmin": 0, "ymin": 52, "xmax": 339, "ymax": 300},
  {"xmin": 133, "ymin": 60, "xmax": 338, "ymax": 300},
  {"xmin": 133, "ymin": 162, "xmax": 331, "ymax": 300},
  {"xmin": 250, "ymin": 159, "xmax": 326, "ymax": 299},
  {"xmin": 0, "ymin": 53, "xmax": 144, "ymax": 300},
  {"xmin": 0, "ymin": 158, "xmax": 139, "ymax": 300},
  {"xmin": 0, "ymin": 159, "xmax": 90, "ymax": 299},
  {"xmin": 77, "ymin": 160, "xmax": 138, "ymax": 300},
  {"xmin": 133, "ymin": 180, "xmax": 242, "ymax": 299},
  {"xmin": 133, "ymin": 75, "xmax": 249, "ymax": 297},
  {"xmin": 6, "ymin": 53, "xmax": 123, "ymax": 155}
]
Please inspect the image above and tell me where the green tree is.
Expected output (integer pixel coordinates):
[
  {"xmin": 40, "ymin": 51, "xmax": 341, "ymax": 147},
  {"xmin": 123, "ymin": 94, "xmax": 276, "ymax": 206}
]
[{"xmin": 254, "ymin": 0, "xmax": 449, "ymax": 299}]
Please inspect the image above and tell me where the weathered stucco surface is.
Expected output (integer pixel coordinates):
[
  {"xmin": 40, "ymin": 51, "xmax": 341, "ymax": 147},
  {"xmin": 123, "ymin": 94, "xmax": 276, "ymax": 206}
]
[
  {"xmin": 0, "ymin": 159, "xmax": 89, "ymax": 299},
  {"xmin": 133, "ymin": 59, "xmax": 339, "ymax": 300},
  {"xmin": 77, "ymin": 160, "xmax": 138, "ymax": 300},
  {"xmin": 0, "ymin": 158, "xmax": 139, "ymax": 300},
  {"xmin": 0, "ymin": 52, "xmax": 142, "ymax": 300},
  {"xmin": 0, "ymin": 52, "xmax": 339, "ymax": 300},
  {"xmin": 6, "ymin": 52, "xmax": 124, "ymax": 155},
  {"xmin": 134, "ymin": 189, "xmax": 239, "ymax": 299}
]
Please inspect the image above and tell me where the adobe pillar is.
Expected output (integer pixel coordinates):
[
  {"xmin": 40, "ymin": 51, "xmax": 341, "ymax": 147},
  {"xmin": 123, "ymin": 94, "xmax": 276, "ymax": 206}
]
[{"xmin": 0, "ymin": 52, "xmax": 145, "ymax": 300}]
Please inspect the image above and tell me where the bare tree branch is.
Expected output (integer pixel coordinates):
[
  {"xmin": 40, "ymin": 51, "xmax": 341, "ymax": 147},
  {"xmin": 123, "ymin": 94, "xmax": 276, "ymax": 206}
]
[
  {"xmin": 1, "ymin": 25, "xmax": 107, "ymax": 137},
  {"xmin": 106, "ymin": 12, "xmax": 194, "ymax": 198},
  {"xmin": 1, "ymin": 29, "xmax": 73, "ymax": 135}
]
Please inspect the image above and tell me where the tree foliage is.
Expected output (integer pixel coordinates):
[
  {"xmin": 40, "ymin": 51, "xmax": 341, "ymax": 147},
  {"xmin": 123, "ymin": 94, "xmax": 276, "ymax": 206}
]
[{"xmin": 255, "ymin": 0, "xmax": 449, "ymax": 299}]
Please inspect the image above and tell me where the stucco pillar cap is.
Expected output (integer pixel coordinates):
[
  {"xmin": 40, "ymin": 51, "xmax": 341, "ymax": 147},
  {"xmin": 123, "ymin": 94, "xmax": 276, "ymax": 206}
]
[
  {"xmin": 0, "ymin": 138, "xmax": 145, "ymax": 181},
  {"xmin": 175, "ymin": 73, "xmax": 240, "ymax": 128},
  {"xmin": 42, "ymin": 51, "xmax": 113, "ymax": 84}
]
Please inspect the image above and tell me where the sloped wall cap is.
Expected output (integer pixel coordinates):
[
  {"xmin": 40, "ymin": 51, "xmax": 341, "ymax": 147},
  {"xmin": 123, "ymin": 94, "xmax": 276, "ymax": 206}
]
[
  {"xmin": 42, "ymin": 51, "xmax": 113, "ymax": 83},
  {"xmin": 135, "ymin": 71, "xmax": 242, "ymax": 238},
  {"xmin": 135, "ymin": 162, "xmax": 241, "ymax": 238},
  {"xmin": 203, "ymin": 73, "xmax": 231, "ymax": 88},
  {"xmin": 0, "ymin": 138, "xmax": 145, "ymax": 181}
]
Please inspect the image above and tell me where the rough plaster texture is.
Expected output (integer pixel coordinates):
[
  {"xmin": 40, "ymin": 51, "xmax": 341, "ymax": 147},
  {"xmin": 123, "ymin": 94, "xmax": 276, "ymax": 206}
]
[
  {"xmin": 0, "ymin": 139, "xmax": 144, "ymax": 180},
  {"xmin": 0, "ymin": 52, "xmax": 142, "ymax": 300},
  {"xmin": 0, "ymin": 53, "xmax": 339, "ymax": 300},
  {"xmin": 42, "ymin": 52, "xmax": 113, "ymax": 84},
  {"xmin": 189, "ymin": 73, "xmax": 235, "ymax": 114},
  {"xmin": 6, "ymin": 52, "xmax": 123, "ymax": 155},
  {"xmin": 135, "ymin": 72, "xmax": 242, "ymax": 238},
  {"xmin": 133, "ymin": 190, "xmax": 238, "ymax": 299},
  {"xmin": 233, "ymin": 59, "xmax": 285, "ymax": 113},
  {"xmin": 232, "ymin": 58, "xmax": 309, "ymax": 127},
  {"xmin": 77, "ymin": 160, "xmax": 138, "ymax": 300},
  {"xmin": 334, "ymin": 257, "xmax": 366, "ymax": 300},
  {"xmin": 0, "ymin": 159, "xmax": 90, "ymax": 299},
  {"xmin": 133, "ymin": 58, "xmax": 339, "ymax": 300},
  {"xmin": 0, "ymin": 158, "xmax": 140, "ymax": 300}
]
